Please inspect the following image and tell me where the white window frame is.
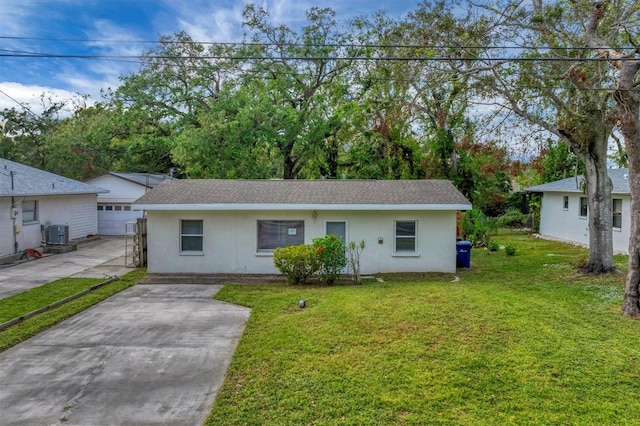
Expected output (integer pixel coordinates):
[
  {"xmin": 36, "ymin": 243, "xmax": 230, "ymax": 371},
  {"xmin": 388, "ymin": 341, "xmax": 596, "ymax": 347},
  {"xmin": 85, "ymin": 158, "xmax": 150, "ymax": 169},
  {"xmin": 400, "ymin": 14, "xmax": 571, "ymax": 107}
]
[
  {"xmin": 257, "ymin": 220, "xmax": 304, "ymax": 253},
  {"xmin": 22, "ymin": 200, "xmax": 38, "ymax": 224},
  {"xmin": 563, "ymin": 195, "xmax": 569, "ymax": 210},
  {"xmin": 180, "ymin": 219, "xmax": 204, "ymax": 254},
  {"xmin": 613, "ymin": 199, "xmax": 622, "ymax": 230},
  {"xmin": 394, "ymin": 220, "xmax": 418, "ymax": 254},
  {"xmin": 579, "ymin": 197, "xmax": 588, "ymax": 218}
]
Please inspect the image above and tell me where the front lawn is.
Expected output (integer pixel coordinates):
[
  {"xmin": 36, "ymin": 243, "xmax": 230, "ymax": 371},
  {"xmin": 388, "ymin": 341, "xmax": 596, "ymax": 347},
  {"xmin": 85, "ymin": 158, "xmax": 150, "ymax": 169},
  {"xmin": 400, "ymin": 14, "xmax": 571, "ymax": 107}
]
[{"xmin": 207, "ymin": 231, "xmax": 639, "ymax": 425}]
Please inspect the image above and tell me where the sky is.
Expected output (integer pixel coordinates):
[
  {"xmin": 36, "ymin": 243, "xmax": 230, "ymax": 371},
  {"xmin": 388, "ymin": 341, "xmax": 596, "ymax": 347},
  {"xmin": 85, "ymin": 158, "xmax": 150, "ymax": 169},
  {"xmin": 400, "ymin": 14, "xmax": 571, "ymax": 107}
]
[{"xmin": 0, "ymin": 0, "xmax": 420, "ymax": 113}]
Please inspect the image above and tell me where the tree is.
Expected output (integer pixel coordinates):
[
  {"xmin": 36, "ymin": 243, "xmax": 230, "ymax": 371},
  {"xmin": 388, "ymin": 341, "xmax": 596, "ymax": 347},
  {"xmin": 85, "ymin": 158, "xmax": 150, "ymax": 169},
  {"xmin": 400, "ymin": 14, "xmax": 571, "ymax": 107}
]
[
  {"xmin": 582, "ymin": 0, "xmax": 640, "ymax": 315},
  {"xmin": 481, "ymin": 0, "xmax": 617, "ymax": 273},
  {"xmin": 0, "ymin": 94, "xmax": 66, "ymax": 170},
  {"xmin": 45, "ymin": 104, "xmax": 123, "ymax": 180},
  {"xmin": 241, "ymin": 5, "xmax": 356, "ymax": 179}
]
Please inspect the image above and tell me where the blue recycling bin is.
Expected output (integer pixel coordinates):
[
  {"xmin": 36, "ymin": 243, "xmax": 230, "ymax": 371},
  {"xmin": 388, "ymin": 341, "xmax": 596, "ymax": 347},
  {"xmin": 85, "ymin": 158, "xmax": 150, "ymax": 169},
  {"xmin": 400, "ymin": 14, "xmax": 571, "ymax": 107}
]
[{"xmin": 456, "ymin": 241, "xmax": 472, "ymax": 268}]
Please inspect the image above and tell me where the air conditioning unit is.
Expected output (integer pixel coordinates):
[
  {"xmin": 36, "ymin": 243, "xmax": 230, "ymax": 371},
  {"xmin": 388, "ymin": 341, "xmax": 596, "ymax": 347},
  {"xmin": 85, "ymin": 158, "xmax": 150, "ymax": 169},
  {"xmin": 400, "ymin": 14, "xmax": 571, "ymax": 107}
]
[{"xmin": 47, "ymin": 224, "xmax": 69, "ymax": 245}]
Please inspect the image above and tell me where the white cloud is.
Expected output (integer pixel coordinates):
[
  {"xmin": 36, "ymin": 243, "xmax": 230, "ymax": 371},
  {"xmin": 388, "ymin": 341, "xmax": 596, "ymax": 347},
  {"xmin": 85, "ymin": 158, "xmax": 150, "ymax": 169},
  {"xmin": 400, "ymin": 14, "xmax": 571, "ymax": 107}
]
[{"xmin": 0, "ymin": 82, "xmax": 91, "ymax": 115}]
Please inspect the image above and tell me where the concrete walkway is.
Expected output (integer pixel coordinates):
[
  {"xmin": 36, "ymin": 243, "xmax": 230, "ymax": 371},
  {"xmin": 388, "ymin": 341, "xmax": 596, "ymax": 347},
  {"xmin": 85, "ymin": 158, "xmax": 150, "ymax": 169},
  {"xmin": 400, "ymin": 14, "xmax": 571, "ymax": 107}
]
[
  {"xmin": 0, "ymin": 236, "xmax": 131, "ymax": 300},
  {"xmin": 0, "ymin": 283, "xmax": 250, "ymax": 425}
]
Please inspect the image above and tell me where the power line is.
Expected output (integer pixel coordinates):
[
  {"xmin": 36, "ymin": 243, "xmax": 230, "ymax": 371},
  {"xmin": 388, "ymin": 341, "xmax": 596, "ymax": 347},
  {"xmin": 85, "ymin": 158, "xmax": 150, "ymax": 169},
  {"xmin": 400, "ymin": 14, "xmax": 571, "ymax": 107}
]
[
  {"xmin": 1, "ymin": 52, "xmax": 639, "ymax": 62},
  {"xmin": 0, "ymin": 88, "xmax": 39, "ymax": 118},
  {"xmin": 1, "ymin": 35, "xmax": 639, "ymax": 52}
]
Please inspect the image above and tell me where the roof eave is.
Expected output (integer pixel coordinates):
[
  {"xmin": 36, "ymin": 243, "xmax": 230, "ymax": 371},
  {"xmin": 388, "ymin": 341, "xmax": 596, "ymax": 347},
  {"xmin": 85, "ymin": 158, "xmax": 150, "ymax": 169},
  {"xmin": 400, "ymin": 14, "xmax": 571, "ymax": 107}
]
[{"xmin": 134, "ymin": 203, "xmax": 473, "ymax": 211}]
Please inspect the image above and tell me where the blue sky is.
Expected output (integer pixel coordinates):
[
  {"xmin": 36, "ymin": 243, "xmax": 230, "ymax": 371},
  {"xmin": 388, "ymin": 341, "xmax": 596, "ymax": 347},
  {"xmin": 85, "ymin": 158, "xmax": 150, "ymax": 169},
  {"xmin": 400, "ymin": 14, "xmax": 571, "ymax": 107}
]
[{"xmin": 0, "ymin": 0, "xmax": 420, "ymax": 112}]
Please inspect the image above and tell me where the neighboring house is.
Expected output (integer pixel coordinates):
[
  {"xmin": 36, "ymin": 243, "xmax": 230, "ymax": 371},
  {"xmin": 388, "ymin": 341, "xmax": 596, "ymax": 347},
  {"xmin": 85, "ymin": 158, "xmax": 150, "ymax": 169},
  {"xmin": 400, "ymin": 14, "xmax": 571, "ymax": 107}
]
[
  {"xmin": 526, "ymin": 168, "xmax": 630, "ymax": 254},
  {"xmin": 0, "ymin": 158, "xmax": 107, "ymax": 256},
  {"xmin": 134, "ymin": 179, "xmax": 472, "ymax": 275},
  {"xmin": 85, "ymin": 172, "xmax": 170, "ymax": 235}
]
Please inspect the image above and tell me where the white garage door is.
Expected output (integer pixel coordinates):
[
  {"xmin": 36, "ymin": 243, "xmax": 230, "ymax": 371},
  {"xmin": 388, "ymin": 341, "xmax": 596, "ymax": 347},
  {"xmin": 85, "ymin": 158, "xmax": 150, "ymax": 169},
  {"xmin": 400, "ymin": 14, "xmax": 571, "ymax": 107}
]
[{"xmin": 97, "ymin": 204, "xmax": 144, "ymax": 235}]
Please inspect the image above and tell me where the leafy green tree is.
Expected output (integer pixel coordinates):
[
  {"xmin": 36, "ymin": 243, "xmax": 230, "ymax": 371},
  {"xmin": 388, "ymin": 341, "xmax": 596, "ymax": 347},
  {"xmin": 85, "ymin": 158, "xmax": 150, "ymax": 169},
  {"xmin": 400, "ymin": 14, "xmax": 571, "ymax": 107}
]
[
  {"xmin": 0, "ymin": 94, "xmax": 66, "ymax": 170},
  {"xmin": 241, "ymin": 5, "xmax": 357, "ymax": 179},
  {"xmin": 45, "ymin": 104, "xmax": 122, "ymax": 179}
]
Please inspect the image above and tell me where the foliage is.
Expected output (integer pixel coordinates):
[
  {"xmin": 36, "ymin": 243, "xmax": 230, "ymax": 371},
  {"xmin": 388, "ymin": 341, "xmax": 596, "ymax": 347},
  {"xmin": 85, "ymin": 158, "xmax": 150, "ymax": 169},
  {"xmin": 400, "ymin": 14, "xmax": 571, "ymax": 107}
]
[
  {"xmin": 273, "ymin": 245, "xmax": 321, "ymax": 285},
  {"xmin": 461, "ymin": 209, "xmax": 497, "ymax": 248},
  {"xmin": 312, "ymin": 235, "xmax": 347, "ymax": 285},
  {"xmin": 347, "ymin": 240, "xmax": 366, "ymax": 284},
  {"xmin": 496, "ymin": 208, "xmax": 528, "ymax": 229},
  {"xmin": 505, "ymin": 244, "xmax": 517, "ymax": 256},
  {"xmin": 488, "ymin": 240, "xmax": 500, "ymax": 252},
  {"xmin": 208, "ymin": 232, "xmax": 633, "ymax": 425}
]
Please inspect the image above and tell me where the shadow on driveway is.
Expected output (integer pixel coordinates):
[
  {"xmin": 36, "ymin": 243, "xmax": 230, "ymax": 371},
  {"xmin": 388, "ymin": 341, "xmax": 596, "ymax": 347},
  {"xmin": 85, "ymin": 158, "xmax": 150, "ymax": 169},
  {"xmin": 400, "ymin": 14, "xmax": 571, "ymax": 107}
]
[{"xmin": 0, "ymin": 284, "xmax": 250, "ymax": 425}]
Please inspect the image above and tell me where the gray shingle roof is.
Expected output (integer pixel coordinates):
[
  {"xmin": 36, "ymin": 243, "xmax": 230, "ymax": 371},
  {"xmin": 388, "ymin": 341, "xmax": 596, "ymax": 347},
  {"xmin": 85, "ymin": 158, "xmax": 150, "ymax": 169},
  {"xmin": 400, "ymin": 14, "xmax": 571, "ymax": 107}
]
[
  {"xmin": 108, "ymin": 172, "xmax": 170, "ymax": 188},
  {"xmin": 525, "ymin": 168, "xmax": 630, "ymax": 195},
  {"xmin": 134, "ymin": 179, "xmax": 471, "ymax": 210},
  {"xmin": 0, "ymin": 157, "xmax": 108, "ymax": 197}
]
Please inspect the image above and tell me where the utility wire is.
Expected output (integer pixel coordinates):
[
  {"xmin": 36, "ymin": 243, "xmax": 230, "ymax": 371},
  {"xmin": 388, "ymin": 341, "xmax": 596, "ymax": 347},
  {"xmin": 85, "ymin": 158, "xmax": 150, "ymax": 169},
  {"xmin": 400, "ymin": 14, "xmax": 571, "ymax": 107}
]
[
  {"xmin": 1, "ymin": 52, "xmax": 639, "ymax": 62},
  {"xmin": 0, "ymin": 88, "xmax": 40, "ymax": 118},
  {"xmin": 1, "ymin": 35, "xmax": 639, "ymax": 52}
]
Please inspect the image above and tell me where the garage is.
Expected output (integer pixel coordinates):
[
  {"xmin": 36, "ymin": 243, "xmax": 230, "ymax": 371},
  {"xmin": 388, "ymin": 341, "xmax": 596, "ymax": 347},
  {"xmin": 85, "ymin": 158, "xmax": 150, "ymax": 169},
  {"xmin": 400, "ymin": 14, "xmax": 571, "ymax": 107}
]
[
  {"xmin": 85, "ymin": 172, "xmax": 170, "ymax": 235},
  {"xmin": 97, "ymin": 203, "xmax": 143, "ymax": 235}
]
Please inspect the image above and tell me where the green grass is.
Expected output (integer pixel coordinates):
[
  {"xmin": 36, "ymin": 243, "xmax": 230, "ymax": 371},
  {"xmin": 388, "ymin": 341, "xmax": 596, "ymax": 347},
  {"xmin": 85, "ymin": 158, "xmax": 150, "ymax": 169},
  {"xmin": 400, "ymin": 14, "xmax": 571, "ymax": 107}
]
[
  {"xmin": 207, "ymin": 231, "xmax": 639, "ymax": 425},
  {"xmin": 0, "ymin": 277, "xmax": 106, "ymax": 323},
  {"xmin": 0, "ymin": 269, "xmax": 146, "ymax": 353}
]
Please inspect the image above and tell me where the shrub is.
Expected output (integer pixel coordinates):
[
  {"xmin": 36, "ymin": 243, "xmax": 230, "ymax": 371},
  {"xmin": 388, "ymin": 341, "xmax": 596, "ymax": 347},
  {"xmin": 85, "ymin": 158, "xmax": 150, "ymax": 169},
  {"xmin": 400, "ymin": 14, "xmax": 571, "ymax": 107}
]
[
  {"xmin": 313, "ymin": 235, "xmax": 347, "ymax": 285},
  {"xmin": 505, "ymin": 244, "xmax": 516, "ymax": 256},
  {"xmin": 489, "ymin": 240, "xmax": 500, "ymax": 252},
  {"xmin": 497, "ymin": 208, "xmax": 528, "ymax": 228},
  {"xmin": 273, "ymin": 245, "xmax": 321, "ymax": 285},
  {"xmin": 348, "ymin": 240, "xmax": 366, "ymax": 284},
  {"xmin": 461, "ymin": 209, "xmax": 497, "ymax": 248}
]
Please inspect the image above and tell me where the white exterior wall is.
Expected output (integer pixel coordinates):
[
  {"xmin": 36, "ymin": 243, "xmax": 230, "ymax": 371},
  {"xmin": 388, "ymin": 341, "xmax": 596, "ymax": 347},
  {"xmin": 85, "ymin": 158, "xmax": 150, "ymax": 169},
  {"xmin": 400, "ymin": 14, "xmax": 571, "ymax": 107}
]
[
  {"xmin": 539, "ymin": 192, "xmax": 631, "ymax": 254},
  {"xmin": 0, "ymin": 194, "xmax": 98, "ymax": 255},
  {"xmin": 86, "ymin": 174, "xmax": 148, "ymax": 203},
  {"xmin": 146, "ymin": 209, "xmax": 458, "ymax": 274},
  {"xmin": 86, "ymin": 175, "xmax": 147, "ymax": 235}
]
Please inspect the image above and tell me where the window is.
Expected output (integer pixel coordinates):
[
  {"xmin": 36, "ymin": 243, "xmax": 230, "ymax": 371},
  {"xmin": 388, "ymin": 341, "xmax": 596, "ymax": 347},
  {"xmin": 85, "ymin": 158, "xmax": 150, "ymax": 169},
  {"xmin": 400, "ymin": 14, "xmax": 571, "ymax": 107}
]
[
  {"xmin": 563, "ymin": 196, "xmax": 569, "ymax": 210},
  {"xmin": 257, "ymin": 220, "xmax": 304, "ymax": 252},
  {"xmin": 115, "ymin": 205, "xmax": 122, "ymax": 211},
  {"xmin": 579, "ymin": 197, "xmax": 588, "ymax": 217},
  {"xmin": 124, "ymin": 205, "xmax": 131, "ymax": 211},
  {"xmin": 395, "ymin": 220, "xmax": 417, "ymax": 253},
  {"xmin": 180, "ymin": 220, "xmax": 203, "ymax": 252},
  {"xmin": 613, "ymin": 199, "xmax": 622, "ymax": 229},
  {"xmin": 22, "ymin": 200, "xmax": 38, "ymax": 223},
  {"xmin": 105, "ymin": 205, "xmax": 113, "ymax": 211},
  {"xmin": 97, "ymin": 205, "xmax": 104, "ymax": 211}
]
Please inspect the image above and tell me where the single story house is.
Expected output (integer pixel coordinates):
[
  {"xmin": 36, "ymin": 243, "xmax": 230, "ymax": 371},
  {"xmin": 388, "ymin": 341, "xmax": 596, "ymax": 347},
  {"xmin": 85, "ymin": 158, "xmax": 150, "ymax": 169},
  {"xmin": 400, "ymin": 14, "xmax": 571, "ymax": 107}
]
[
  {"xmin": 133, "ymin": 179, "xmax": 472, "ymax": 275},
  {"xmin": 526, "ymin": 168, "xmax": 630, "ymax": 253},
  {"xmin": 85, "ymin": 172, "xmax": 170, "ymax": 235},
  {"xmin": 0, "ymin": 158, "xmax": 107, "ymax": 257}
]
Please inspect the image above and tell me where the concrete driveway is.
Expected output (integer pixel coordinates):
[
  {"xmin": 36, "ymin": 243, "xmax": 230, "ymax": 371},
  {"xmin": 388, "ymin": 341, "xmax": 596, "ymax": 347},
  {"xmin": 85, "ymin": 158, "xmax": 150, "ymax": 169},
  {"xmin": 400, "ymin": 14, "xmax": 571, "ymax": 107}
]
[
  {"xmin": 0, "ymin": 284, "xmax": 250, "ymax": 425},
  {"xmin": 0, "ymin": 236, "xmax": 131, "ymax": 300}
]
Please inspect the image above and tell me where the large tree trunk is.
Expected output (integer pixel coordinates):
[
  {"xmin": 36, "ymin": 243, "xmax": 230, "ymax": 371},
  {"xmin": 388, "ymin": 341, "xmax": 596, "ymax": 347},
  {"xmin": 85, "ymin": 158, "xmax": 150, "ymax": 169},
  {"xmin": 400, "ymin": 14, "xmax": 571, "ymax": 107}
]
[
  {"xmin": 568, "ymin": 114, "xmax": 615, "ymax": 273},
  {"xmin": 617, "ymin": 64, "xmax": 640, "ymax": 316},
  {"xmin": 622, "ymin": 127, "xmax": 640, "ymax": 315},
  {"xmin": 581, "ymin": 156, "xmax": 615, "ymax": 273}
]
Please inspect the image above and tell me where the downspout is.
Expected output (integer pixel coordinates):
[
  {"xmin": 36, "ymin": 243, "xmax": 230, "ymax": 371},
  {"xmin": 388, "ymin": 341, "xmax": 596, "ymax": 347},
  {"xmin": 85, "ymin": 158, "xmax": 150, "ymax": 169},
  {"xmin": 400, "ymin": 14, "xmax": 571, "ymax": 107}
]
[
  {"xmin": 10, "ymin": 171, "xmax": 18, "ymax": 253},
  {"xmin": 11, "ymin": 196, "xmax": 18, "ymax": 254}
]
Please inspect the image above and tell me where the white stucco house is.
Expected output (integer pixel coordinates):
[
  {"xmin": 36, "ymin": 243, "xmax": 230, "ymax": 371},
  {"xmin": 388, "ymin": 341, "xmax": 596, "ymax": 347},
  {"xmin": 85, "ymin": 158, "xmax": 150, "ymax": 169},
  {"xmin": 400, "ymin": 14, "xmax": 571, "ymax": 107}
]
[
  {"xmin": 0, "ymin": 158, "xmax": 107, "ymax": 257},
  {"xmin": 85, "ymin": 172, "xmax": 170, "ymax": 235},
  {"xmin": 526, "ymin": 168, "xmax": 630, "ymax": 254},
  {"xmin": 134, "ymin": 179, "xmax": 472, "ymax": 275}
]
